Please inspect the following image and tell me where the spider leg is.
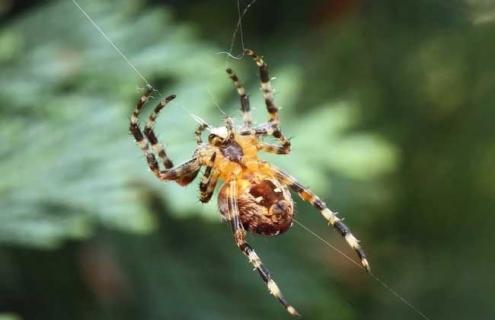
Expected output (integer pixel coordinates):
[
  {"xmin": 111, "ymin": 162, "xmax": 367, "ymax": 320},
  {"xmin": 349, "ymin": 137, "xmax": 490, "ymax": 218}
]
[
  {"xmin": 130, "ymin": 86, "xmax": 200, "ymax": 185},
  {"xmin": 143, "ymin": 96, "xmax": 176, "ymax": 169},
  {"xmin": 244, "ymin": 49, "xmax": 279, "ymax": 125},
  {"xmin": 224, "ymin": 117, "xmax": 236, "ymax": 140},
  {"xmin": 225, "ymin": 182, "xmax": 300, "ymax": 316},
  {"xmin": 226, "ymin": 68, "xmax": 252, "ymax": 128},
  {"xmin": 195, "ymin": 122, "xmax": 209, "ymax": 144},
  {"xmin": 273, "ymin": 167, "xmax": 370, "ymax": 272},
  {"xmin": 239, "ymin": 123, "xmax": 273, "ymax": 136},
  {"xmin": 199, "ymin": 152, "xmax": 219, "ymax": 203},
  {"xmin": 129, "ymin": 86, "xmax": 163, "ymax": 175},
  {"xmin": 159, "ymin": 158, "xmax": 201, "ymax": 186},
  {"xmin": 268, "ymin": 126, "xmax": 291, "ymax": 153},
  {"xmin": 240, "ymin": 122, "xmax": 292, "ymax": 154},
  {"xmin": 257, "ymin": 142, "xmax": 290, "ymax": 155},
  {"xmin": 243, "ymin": 49, "xmax": 292, "ymax": 150}
]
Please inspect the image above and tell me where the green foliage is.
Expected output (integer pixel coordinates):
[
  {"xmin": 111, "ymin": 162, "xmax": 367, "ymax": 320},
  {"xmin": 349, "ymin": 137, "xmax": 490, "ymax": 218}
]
[
  {"xmin": 0, "ymin": 0, "xmax": 228, "ymax": 247},
  {"xmin": 0, "ymin": 314, "xmax": 21, "ymax": 320}
]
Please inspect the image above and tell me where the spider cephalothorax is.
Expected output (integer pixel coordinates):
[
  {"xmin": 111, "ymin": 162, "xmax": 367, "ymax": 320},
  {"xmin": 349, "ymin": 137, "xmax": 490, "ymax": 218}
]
[{"xmin": 130, "ymin": 49, "xmax": 369, "ymax": 316}]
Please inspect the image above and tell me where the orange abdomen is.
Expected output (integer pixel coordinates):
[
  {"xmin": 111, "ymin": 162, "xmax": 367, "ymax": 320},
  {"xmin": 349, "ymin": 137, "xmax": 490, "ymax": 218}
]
[{"xmin": 218, "ymin": 177, "xmax": 294, "ymax": 236}]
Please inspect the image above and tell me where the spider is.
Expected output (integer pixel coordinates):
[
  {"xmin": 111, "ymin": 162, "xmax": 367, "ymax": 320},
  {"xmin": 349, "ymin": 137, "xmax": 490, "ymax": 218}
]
[{"xmin": 129, "ymin": 49, "xmax": 369, "ymax": 316}]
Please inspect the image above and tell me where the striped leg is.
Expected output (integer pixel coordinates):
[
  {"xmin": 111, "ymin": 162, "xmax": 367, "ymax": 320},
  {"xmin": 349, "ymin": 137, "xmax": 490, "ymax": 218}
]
[
  {"xmin": 199, "ymin": 152, "xmax": 218, "ymax": 203},
  {"xmin": 258, "ymin": 142, "xmax": 290, "ymax": 155},
  {"xmin": 224, "ymin": 117, "xmax": 235, "ymax": 140},
  {"xmin": 243, "ymin": 49, "xmax": 291, "ymax": 150},
  {"xmin": 225, "ymin": 182, "xmax": 300, "ymax": 316},
  {"xmin": 244, "ymin": 49, "xmax": 279, "ymax": 124},
  {"xmin": 270, "ymin": 127, "xmax": 291, "ymax": 153},
  {"xmin": 130, "ymin": 87, "xmax": 200, "ymax": 185},
  {"xmin": 129, "ymin": 86, "xmax": 163, "ymax": 177},
  {"xmin": 273, "ymin": 168, "xmax": 370, "ymax": 272},
  {"xmin": 239, "ymin": 124, "xmax": 272, "ymax": 136},
  {"xmin": 240, "ymin": 123, "xmax": 291, "ymax": 154},
  {"xmin": 226, "ymin": 68, "xmax": 252, "ymax": 128},
  {"xmin": 195, "ymin": 122, "xmax": 209, "ymax": 144},
  {"xmin": 143, "ymin": 95, "xmax": 176, "ymax": 169},
  {"xmin": 159, "ymin": 158, "xmax": 201, "ymax": 186}
]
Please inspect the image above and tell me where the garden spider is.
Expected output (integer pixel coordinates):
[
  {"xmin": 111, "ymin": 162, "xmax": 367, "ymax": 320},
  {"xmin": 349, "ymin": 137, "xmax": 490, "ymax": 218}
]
[{"xmin": 129, "ymin": 49, "xmax": 369, "ymax": 316}]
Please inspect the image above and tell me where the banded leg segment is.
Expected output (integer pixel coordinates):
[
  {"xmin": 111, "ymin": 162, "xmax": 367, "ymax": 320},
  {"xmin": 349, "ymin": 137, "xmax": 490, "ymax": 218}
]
[
  {"xmin": 143, "ymin": 96, "xmax": 176, "ymax": 169},
  {"xmin": 224, "ymin": 117, "xmax": 236, "ymax": 140},
  {"xmin": 273, "ymin": 168, "xmax": 370, "ymax": 272},
  {"xmin": 130, "ymin": 87, "xmax": 200, "ymax": 185},
  {"xmin": 244, "ymin": 49, "xmax": 279, "ymax": 124},
  {"xmin": 195, "ymin": 122, "xmax": 209, "ymax": 144},
  {"xmin": 239, "ymin": 49, "xmax": 291, "ymax": 152},
  {"xmin": 271, "ymin": 127, "xmax": 291, "ymax": 153},
  {"xmin": 199, "ymin": 171, "xmax": 219, "ymax": 203},
  {"xmin": 226, "ymin": 68, "xmax": 252, "ymax": 128},
  {"xmin": 258, "ymin": 142, "xmax": 290, "ymax": 155},
  {"xmin": 238, "ymin": 242, "xmax": 299, "ymax": 316},
  {"xmin": 199, "ymin": 152, "xmax": 218, "ymax": 203},
  {"xmin": 225, "ymin": 182, "xmax": 300, "ymax": 316},
  {"xmin": 240, "ymin": 123, "xmax": 291, "ymax": 154},
  {"xmin": 129, "ymin": 86, "xmax": 163, "ymax": 177},
  {"xmin": 158, "ymin": 158, "xmax": 201, "ymax": 186}
]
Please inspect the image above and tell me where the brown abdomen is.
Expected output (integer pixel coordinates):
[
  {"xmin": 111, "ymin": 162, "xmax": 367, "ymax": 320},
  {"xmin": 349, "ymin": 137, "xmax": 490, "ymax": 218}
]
[{"xmin": 218, "ymin": 178, "xmax": 294, "ymax": 236}]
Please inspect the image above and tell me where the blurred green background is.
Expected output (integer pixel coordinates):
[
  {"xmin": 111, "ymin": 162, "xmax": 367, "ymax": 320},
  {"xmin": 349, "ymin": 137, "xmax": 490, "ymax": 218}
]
[{"xmin": 1, "ymin": 0, "xmax": 494, "ymax": 319}]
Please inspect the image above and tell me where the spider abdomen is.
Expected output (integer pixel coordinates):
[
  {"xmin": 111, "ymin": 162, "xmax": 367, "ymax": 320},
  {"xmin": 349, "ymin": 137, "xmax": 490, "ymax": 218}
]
[{"xmin": 218, "ymin": 177, "xmax": 294, "ymax": 236}]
